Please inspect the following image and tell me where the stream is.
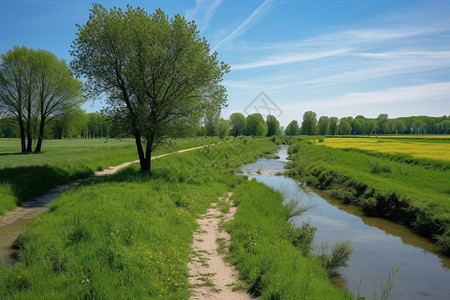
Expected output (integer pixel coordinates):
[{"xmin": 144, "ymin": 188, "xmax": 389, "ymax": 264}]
[{"xmin": 241, "ymin": 145, "xmax": 450, "ymax": 299}]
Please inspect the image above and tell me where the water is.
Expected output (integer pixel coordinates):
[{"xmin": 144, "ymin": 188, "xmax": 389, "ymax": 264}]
[{"xmin": 241, "ymin": 145, "xmax": 450, "ymax": 300}]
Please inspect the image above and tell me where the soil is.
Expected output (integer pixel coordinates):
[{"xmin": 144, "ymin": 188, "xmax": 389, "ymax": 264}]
[{"xmin": 188, "ymin": 192, "xmax": 252, "ymax": 300}]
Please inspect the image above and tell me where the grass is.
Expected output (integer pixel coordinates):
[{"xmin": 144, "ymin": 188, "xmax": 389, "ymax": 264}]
[
  {"xmin": 0, "ymin": 137, "xmax": 281, "ymax": 299},
  {"xmin": 225, "ymin": 180, "xmax": 351, "ymax": 299},
  {"xmin": 0, "ymin": 137, "xmax": 220, "ymax": 216},
  {"xmin": 286, "ymin": 137, "xmax": 450, "ymax": 254}
]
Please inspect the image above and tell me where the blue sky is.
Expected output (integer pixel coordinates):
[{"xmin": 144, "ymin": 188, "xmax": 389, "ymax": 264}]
[{"xmin": 1, "ymin": 0, "xmax": 449, "ymax": 126}]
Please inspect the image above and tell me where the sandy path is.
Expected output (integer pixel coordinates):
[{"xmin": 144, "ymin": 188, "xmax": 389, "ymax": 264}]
[
  {"xmin": 0, "ymin": 143, "xmax": 216, "ymax": 263},
  {"xmin": 188, "ymin": 192, "xmax": 252, "ymax": 300}
]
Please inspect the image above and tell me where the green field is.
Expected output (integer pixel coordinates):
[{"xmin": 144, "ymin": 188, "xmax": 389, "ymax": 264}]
[
  {"xmin": 0, "ymin": 137, "xmax": 351, "ymax": 299},
  {"xmin": 0, "ymin": 137, "xmax": 219, "ymax": 216},
  {"xmin": 286, "ymin": 136, "xmax": 450, "ymax": 254}
]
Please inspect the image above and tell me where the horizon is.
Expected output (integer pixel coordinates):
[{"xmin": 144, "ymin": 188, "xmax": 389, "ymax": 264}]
[{"xmin": 1, "ymin": 0, "xmax": 449, "ymax": 127}]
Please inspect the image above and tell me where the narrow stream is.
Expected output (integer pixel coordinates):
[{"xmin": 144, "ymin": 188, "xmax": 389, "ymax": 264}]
[{"xmin": 241, "ymin": 145, "xmax": 450, "ymax": 300}]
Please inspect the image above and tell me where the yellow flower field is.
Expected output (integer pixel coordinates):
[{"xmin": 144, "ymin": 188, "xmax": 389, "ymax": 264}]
[{"xmin": 322, "ymin": 137, "xmax": 450, "ymax": 162}]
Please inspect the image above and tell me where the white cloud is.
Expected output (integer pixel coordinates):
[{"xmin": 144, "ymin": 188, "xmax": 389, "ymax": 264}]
[
  {"xmin": 232, "ymin": 49, "xmax": 351, "ymax": 70},
  {"xmin": 212, "ymin": 0, "xmax": 275, "ymax": 51},
  {"xmin": 185, "ymin": 0, "xmax": 224, "ymax": 32},
  {"xmin": 288, "ymin": 81, "xmax": 450, "ymax": 108}
]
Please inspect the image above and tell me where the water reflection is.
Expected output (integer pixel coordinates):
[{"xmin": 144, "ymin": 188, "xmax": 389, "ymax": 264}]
[{"xmin": 240, "ymin": 145, "xmax": 450, "ymax": 300}]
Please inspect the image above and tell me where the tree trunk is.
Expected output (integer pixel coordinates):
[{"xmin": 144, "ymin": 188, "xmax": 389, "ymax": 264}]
[
  {"xmin": 34, "ymin": 118, "xmax": 45, "ymax": 152},
  {"xmin": 142, "ymin": 140, "xmax": 152, "ymax": 171},
  {"xmin": 18, "ymin": 115, "xmax": 26, "ymax": 152},
  {"xmin": 134, "ymin": 132, "xmax": 147, "ymax": 170}
]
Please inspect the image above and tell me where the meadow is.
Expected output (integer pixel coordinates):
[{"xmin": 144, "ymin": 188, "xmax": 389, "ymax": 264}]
[
  {"xmin": 322, "ymin": 136, "xmax": 450, "ymax": 162},
  {"xmin": 0, "ymin": 137, "xmax": 219, "ymax": 216},
  {"xmin": 286, "ymin": 136, "xmax": 450, "ymax": 254},
  {"xmin": 0, "ymin": 137, "xmax": 354, "ymax": 299}
]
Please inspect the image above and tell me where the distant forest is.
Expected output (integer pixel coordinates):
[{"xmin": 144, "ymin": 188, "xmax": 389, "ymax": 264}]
[{"xmin": 0, "ymin": 111, "xmax": 449, "ymax": 139}]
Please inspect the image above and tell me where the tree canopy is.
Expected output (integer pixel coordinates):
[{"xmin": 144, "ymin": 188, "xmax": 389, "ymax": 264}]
[
  {"xmin": 266, "ymin": 115, "xmax": 280, "ymax": 137},
  {"xmin": 229, "ymin": 112, "xmax": 245, "ymax": 137},
  {"xmin": 285, "ymin": 120, "xmax": 299, "ymax": 136},
  {"xmin": 71, "ymin": 4, "xmax": 228, "ymax": 171},
  {"xmin": 302, "ymin": 111, "xmax": 317, "ymax": 136},
  {"xmin": 0, "ymin": 46, "xmax": 83, "ymax": 152},
  {"xmin": 245, "ymin": 113, "xmax": 267, "ymax": 137}
]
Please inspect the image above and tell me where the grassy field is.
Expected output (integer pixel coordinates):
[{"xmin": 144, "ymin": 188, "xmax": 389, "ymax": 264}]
[
  {"xmin": 322, "ymin": 136, "xmax": 450, "ymax": 162},
  {"xmin": 286, "ymin": 137, "xmax": 450, "ymax": 254},
  {"xmin": 0, "ymin": 137, "xmax": 219, "ymax": 216},
  {"xmin": 0, "ymin": 137, "xmax": 351, "ymax": 299}
]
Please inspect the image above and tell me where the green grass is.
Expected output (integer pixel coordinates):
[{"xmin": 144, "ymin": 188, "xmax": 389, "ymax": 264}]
[
  {"xmin": 0, "ymin": 137, "xmax": 280, "ymax": 299},
  {"xmin": 286, "ymin": 138, "xmax": 450, "ymax": 254},
  {"xmin": 0, "ymin": 137, "xmax": 220, "ymax": 216},
  {"xmin": 225, "ymin": 181, "xmax": 351, "ymax": 299}
]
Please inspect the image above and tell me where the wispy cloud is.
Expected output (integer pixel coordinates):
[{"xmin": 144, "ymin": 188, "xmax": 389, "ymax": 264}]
[
  {"xmin": 308, "ymin": 81, "xmax": 450, "ymax": 108},
  {"xmin": 185, "ymin": 0, "xmax": 224, "ymax": 32},
  {"xmin": 232, "ymin": 49, "xmax": 351, "ymax": 70},
  {"xmin": 212, "ymin": 0, "xmax": 275, "ymax": 51}
]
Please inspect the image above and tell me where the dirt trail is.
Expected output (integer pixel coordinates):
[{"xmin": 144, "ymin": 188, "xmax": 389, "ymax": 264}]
[
  {"xmin": 188, "ymin": 192, "xmax": 252, "ymax": 300},
  {"xmin": 0, "ymin": 143, "xmax": 215, "ymax": 263}
]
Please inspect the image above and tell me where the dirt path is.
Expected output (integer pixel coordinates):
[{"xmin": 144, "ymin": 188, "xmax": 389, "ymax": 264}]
[
  {"xmin": 0, "ymin": 143, "xmax": 216, "ymax": 263},
  {"xmin": 188, "ymin": 192, "xmax": 252, "ymax": 300}
]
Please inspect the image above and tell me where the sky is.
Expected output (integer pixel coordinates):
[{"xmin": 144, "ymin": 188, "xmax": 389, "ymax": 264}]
[{"xmin": 1, "ymin": 0, "xmax": 449, "ymax": 126}]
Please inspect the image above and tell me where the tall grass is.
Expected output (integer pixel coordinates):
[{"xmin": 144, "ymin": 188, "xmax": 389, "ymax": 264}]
[{"xmin": 225, "ymin": 181, "xmax": 352, "ymax": 299}]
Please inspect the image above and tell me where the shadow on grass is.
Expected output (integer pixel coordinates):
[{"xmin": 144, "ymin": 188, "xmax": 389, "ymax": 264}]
[
  {"xmin": 0, "ymin": 165, "xmax": 92, "ymax": 206},
  {"xmin": 91, "ymin": 166, "xmax": 178, "ymax": 184}
]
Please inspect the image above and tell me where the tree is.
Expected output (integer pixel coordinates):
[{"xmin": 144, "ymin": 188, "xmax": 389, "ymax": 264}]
[
  {"xmin": 0, "ymin": 46, "xmax": 30, "ymax": 152},
  {"xmin": 318, "ymin": 116, "xmax": 329, "ymax": 135},
  {"xmin": 412, "ymin": 120, "xmax": 426, "ymax": 134},
  {"xmin": 351, "ymin": 119, "xmax": 363, "ymax": 135},
  {"xmin": 71, "ymin": 4, "xmax": 228, "ymax": 171},
  {"xmin": 338, "ymin": 119, "xmax": 352, "ymax": 135},
  {"xmin": 245, "ymin": 113, "xmax": 267, "ymax": 136},
  {"xmin": 302, "ymin": 111, "xmax": 317, "ymax": 136},
  {"xmin": 0, "ymin": 46, "xmax": 83, "ymax": 152},
  {"xmin": 329, "ymin": 117, "xmax": 339, "ymax": 136},
  {"xmin": 229, "ymin": 112, "xmax": 245, "ymax": 137},
  {"xmin": 204, "ymin": 108, "xmax": 220, "ymax": 136},
  {"xmin": 215, "ymin": 118, "xmax": 230, "ymax": 139},
  {"xmin": 33, "ymin": 50, "xmax": 84, "ymax": 152},
  {"xmin": 364, "ymin": 120, "xmax": 376, "ymax": 136},
  {"xmin": 266, "ymin": 115, "xmax": 280, "ymax": 137},
  {"xmin": 376, "ymin": 113, "xmax": 388, "ymax": 134},
  {"xmin": 285, "ymin": 120, "xmax": 299, "ymax": 136}
]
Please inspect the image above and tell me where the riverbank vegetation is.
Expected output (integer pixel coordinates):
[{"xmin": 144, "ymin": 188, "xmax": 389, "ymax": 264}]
[
  {"xmin": 0, "ymin": 137, "xmax": 219, "ymax": 216},
  {"xmin": 225, "ymin": 181, "xmax": 352, "ymax": 299},
  {"xmin": 286, "ymin": 137, "xmax": 450, "ymax": 255}
]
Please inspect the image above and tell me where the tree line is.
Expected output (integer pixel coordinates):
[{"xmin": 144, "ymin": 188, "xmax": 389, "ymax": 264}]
[{"xmin": 284, "ymin": 111, "xmax": 450, "ymax": 136}]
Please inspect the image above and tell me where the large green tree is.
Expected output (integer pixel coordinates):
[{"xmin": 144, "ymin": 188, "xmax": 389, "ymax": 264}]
[
  {"xmin": 329, "ymin": 117, "xmax": 339, "ymax": 136},
  {"xmin": 245, "ymin": 113, "xmax": 267, "ymax": 136},
  {"xmin": 266, "ymin": 115, "xmax": 280, "ymax": 137},
  {"xmin": 302, "ymin": 111, "xmax": 317, "ymax": 136},
  {"xmin": 229, "ymin": 112, "xmax": 245, "ymax": 137},
  {"xmin": 318, "ymin": 116, "xmax": 329, "ymax": 135},
  {"xmin": 215, "ymin": 118, "xmax": 230, "ymax": 139},
  {"xmin": 71, "ymin": 4, "xmax": 228, "ymax": 171},
  {"xmin": 0, "ymin": 46, "xmax": 83, "ymax": 152},
  {"xmin": 285, "ymin": 120, "xmax": 299, "ymax": 136}
]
